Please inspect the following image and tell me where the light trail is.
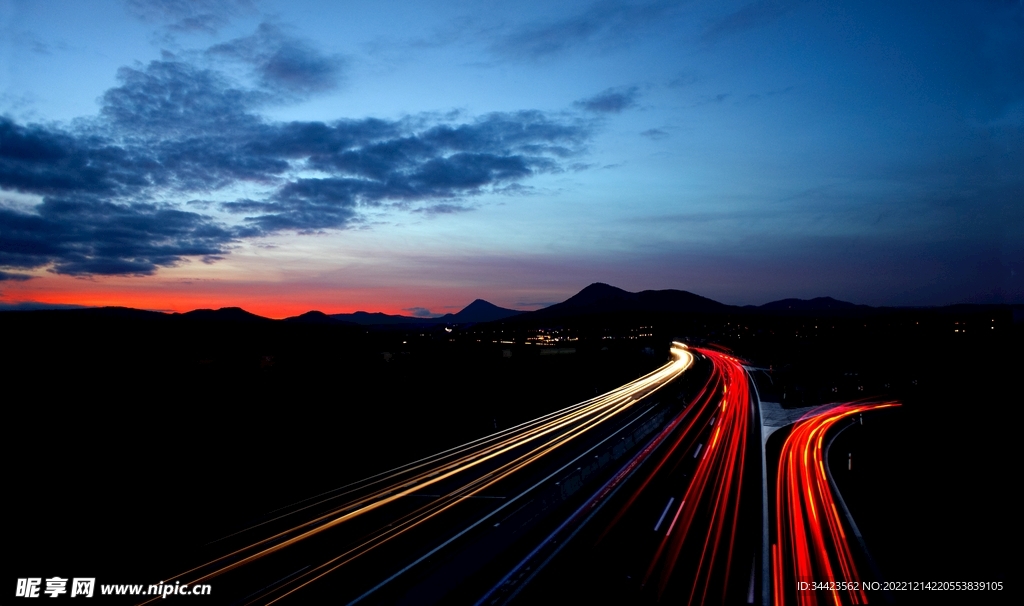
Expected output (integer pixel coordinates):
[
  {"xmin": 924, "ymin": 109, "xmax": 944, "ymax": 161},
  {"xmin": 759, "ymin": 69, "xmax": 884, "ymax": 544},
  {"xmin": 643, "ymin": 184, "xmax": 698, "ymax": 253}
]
[
  {"xmin": 771, "ymin": 401, "xmax": 899, "ymax": 606},
  {"xmin": 588, "ymin": 347, "xmax": 754, "ymax": 605},
  {"xmin": 142, "ymin": 342, "xmax": 694, "ymax": 605},
  {"xmin": 641, "ymin": 348, "xmax": 752, "ymax": 604}
]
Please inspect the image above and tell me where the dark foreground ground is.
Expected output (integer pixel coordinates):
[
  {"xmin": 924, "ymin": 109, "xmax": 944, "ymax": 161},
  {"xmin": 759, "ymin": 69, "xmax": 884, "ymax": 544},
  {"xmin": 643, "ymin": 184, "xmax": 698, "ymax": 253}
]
[
  {"xmin": 5, "ymin": 309, "xmax": 664, "ymax": 589},
  {"xmin": 5, "ymin": 304, "xmax": 1019, "ymax": 604}
]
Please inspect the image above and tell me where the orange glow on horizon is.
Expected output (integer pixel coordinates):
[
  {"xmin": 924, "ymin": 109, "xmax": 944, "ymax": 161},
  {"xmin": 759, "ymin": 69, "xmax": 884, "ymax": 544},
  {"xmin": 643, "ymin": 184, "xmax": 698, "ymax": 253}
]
[
  {"xmin": 0, "ymin": 273, "xmax": 544, "ymax": 319},
  {"xmin": 2, "ymin": 284, "xmax": 409, "ymax": 318}
]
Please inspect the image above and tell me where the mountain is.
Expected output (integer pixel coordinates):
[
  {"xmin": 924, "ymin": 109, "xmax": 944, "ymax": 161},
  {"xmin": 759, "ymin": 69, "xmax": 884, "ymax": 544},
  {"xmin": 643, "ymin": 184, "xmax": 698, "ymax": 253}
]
[
  {"xmin": 513, "ymin": 283, "xmax": 729, "ymax": 321},
  {"xmin": 326, "ymin": 311, "xmax": 438, "ymax": 325},
  {"xmin": 435, "ymin": 299, "xmax": 522, "ymax": 323},
  {"xmin": 758, "ymin": 297, "xmax": 867, "ymax": 311},
  {"xmin": 3, "ymin": 290, "xmax": 882, "ymax": 328},
  {"xmin": 283, "ymin": 310, "xmax": 357, "ymax": 325},
  {"xmin": 179, "ymin": 307, "xmax": 273, "ymax": 322},
  {"xmin": 328, "ymin": 299, "xmax": 522, "ymax": 326},
  {"xmin": 0, "ymin": 306, "xmax": 170, "ymax": 322}
]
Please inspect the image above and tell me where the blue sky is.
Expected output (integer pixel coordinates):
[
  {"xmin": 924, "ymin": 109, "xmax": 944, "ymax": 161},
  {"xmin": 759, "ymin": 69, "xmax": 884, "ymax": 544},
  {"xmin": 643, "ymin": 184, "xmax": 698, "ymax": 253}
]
[{"xmin": 1, "ymin": 0, "xmax": 1021, "ymax": 315}]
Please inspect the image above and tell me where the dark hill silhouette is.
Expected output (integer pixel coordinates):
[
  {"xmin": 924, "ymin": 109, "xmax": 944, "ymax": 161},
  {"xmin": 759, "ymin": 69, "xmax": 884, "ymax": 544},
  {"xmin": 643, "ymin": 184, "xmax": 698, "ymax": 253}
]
[
  {"xmin": 759, "ymin": 296, "xmax": 865, "ymax": 311},
  {"xmin": 435, "ymin": 299, "xmax": 522, "ymax": 323},
  {"xmin": 327, "ymin": 311, "xmax": 434, "ymax": 325},
  {"xmin": 1, "ymin": 290, "xmax": 891, "ymax": 328},
  {"xmin": 72, "ymin": 306, "xmax": 169, "ymax": 321},
  {"xmin": 283, "ymin": 310, "xmax": 358, "ymax": 325},
  {"xmin": 512, "ymin": 283, "xmax": 728, "ymax": 322},
  {"xmin": 180, "ymin": 307, "xmax": 272, "ymax": 322},
  {"xmin": 329, "ymin": 299, "xmax": 521, "ymax": 325}
]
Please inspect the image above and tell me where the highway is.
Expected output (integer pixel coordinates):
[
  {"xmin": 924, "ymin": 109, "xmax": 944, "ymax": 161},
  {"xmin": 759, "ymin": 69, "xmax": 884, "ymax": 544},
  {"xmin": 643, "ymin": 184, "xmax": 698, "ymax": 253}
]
[
  {"xmin": 485, "ymin": 347, "xmax": 761, "ymax": 605},
  {"xmin": 771, "ymin": 401, "xmax": 899, "ymax": 606},
  {"xmin": 140, "ymin": 343, "xmax": 695, "ymax": 605},
  {"xmin": 479, "ymin": 351, "xmax": 898, "ymax": 606},
  {"xmin": 141, "ymin": 344, "xmax": 893, "ymax": 606}
]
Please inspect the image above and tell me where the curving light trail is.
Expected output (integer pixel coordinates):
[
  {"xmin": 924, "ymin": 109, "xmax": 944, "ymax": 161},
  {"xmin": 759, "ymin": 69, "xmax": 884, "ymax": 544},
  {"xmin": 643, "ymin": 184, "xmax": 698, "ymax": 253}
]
[
  {"xmin": 592, "ymin": 347, "xmax": 754, "ymax": 605},
  {"xmin": 142, "ymin": 342, "xmax": 694, "ymax": 605},
  {"xmin": 642, "ymin": 348, "xmax": 752, "ymax": 604},
  {"xmin": 771, "ymin": 401, "xmax": 899, "ymax": 606}
]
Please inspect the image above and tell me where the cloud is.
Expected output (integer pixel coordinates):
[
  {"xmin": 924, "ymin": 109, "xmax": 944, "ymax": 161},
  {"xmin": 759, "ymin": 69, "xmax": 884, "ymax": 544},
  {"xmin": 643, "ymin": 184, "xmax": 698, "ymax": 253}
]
[
  {"xmin": 0, "ymin": 197, "xmax": 239, "ymax": 276},
  {"xmin": 0, "ymin": 40, "xmax": 592, "ymax": 277},
  {"xmin": 206, "ymin": 23, "xmax": 345, "ymax": 95},
  {"xmin": 574, "ymin": 87, "xmax": 639, "ymax": 113},
  {"xmin": 218, "ymin": 110, "xmax": 587, "ymax": 231},
  {"xmin": 222, "ymin": 183, "xmax": 362, "ymax": 232},
  {"xmin": 0, "ymin": 270, "xmax": 34, "ymax": 281},
  {"xmin": 402, "ymin": 306, "xmax": 437, "ymax": 318},
  {"xmin": 0, "ymin": 117, "xmax": 128, "ymax": 196},
  {"xmin": 7, "ymin": 31, "xmax": 69, "ymax": 56},
  {"xmin": 412, "ymin": 203, "xmax": 475, "ymax": 215},
  {"xmin": 492, "ymin": 183, "xmax": 538, "ymax": 196},
  {"xmin": 0, "ymin": 301, "xmax": 87, "ymax": 310},
  {"xmin": 490, "ymin": 0, "xmax": 684, "ymax": 60},
  {"xmin": 100, "ymin": 60, "xmax": 266, "ymax": 137},
  {"xmin": 641, "ymin": 128, "xmax": 669, "ymax": 139},
  {"xmin": 123, "ymin": 0, "xmax": 257, "ymax": 34}
]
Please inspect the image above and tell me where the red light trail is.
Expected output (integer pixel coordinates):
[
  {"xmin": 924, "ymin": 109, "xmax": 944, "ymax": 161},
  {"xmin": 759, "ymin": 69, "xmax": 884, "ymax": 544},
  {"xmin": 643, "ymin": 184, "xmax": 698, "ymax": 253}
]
[
  {"xmin": 596, "ymin": 347, "xmax": 754, "ymax": 604},
  {"xmin": 772, "ymin": 401, "xmax": 899, "ymax": 606},
  {"xmin": 644, "ymin": 348, "xmax": 751, "ymax": 604}
]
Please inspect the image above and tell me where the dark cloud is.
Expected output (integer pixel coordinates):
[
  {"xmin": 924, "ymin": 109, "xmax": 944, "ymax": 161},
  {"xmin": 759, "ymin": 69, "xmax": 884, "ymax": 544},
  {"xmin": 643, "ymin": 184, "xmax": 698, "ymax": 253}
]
[
  {"xmin": 0, "ymin": 198, "xmax": 239, "ymax": 276},
  {"xmin": 0, "ymin": 301, "xmax": 86, "ymax": 310},
  {"xmin": 123, "ymin": 0, "xmax": 256, "ymax": 34},
  {"xmin": 402, "ymin": 307, "xmax": 437, "ymax": 318},
  {"xmin": 207, "ymin": 23, "xmax": 345, "ymax": 95},
  {"xmin": 223, "ymin": 181, "xmax": 362, "ymax": 232},
  {"xmin": 493, "ymin": 183, "xmax": 537, "ymax": 196},
  {"xmin": 491, "ymin": 0, "xmax": 684, "ymax": 60},
  {"xmin": 413, "ymin": 203, "xmax": 475, "ymax": 215},
  {"xmin": 641, "ymin": 128, "xmax": 669, "ymax": 139},
  {"xmin": 100, "ymin": 60, "xmax": 266, "ymax": 137},
  {"xmin": 223, "ymin": 111, "xmax": 582, "ymax": 231},
  {"xmin": 574, "ymin": 87, "xmax": 640, "ymax": 113},
  {"xmin": 0, "ymin": 117, "xmax": 131, "ymax": 196},
  {"xmin": 0, "ymin": 43, "xmax": 591, "ymax": 277},
  {"xmin": 0, "ymin": 270, "xmax": 33, "ymax": 281}
]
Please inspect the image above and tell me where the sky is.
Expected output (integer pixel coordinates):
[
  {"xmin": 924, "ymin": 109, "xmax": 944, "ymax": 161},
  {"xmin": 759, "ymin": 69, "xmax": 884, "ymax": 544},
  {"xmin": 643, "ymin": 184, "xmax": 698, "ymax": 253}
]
[{"xmin": 1, "ymin": 0, "xmax": 1021, "ymax": 317}]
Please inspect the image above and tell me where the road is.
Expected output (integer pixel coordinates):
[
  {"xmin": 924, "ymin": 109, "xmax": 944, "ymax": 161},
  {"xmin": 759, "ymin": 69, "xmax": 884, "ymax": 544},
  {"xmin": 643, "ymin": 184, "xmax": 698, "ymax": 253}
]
[
  {"xmin": 479, "ymin": 351, "xmax": 897, "ymax": 606},
  {"xmin": 484, "ymin": 347, "xmax": 761, "ymax": 605},
  {"xmin": 141, "ymin": 344, "xmax": 892, "ymax": 606},
  {"xmin": 770, "ymin": 401, "xmax": 898, "ymax": 606},
  {"xmin": 140, "ymin": 343, "xmax": 695, "ymax": 605}
]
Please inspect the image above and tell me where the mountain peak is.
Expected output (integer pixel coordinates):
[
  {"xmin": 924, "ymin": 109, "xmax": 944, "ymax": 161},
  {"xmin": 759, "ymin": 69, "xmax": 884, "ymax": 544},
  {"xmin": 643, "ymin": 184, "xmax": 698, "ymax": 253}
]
[
  {"xmin": 283, "ymin": 310, "xmax": 355, "ymax": 325},
  {"xmin": 519, "ymin": 283, "xmax": 727, "ymax": 320},
  {"xmin": 181, "ymin": 307, "xmax": 271, "ymax": 322},
  {"xmin": 563, "ymin": 283, "xmax": 634, "ymax": 305},
  {"xmin": 444, "ymin": 299, "xmax": 522, "ymax": 323}
]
